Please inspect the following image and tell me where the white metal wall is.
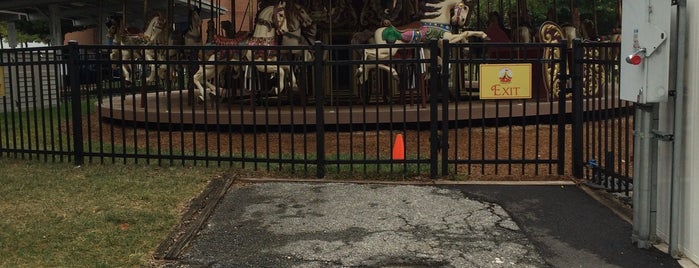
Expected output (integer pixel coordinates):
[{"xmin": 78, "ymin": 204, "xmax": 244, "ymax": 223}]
[
  {"xmin": 679, "ymin": 1, "xmax": 699, "ymax": 262},
  {"xmin": 657, "ymin": 1, "xmax": 699, "ymax": 263}
]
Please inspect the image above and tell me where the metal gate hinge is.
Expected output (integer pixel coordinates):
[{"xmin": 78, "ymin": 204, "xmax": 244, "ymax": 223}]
[{"xmin": 651, "ymin": 130, "xmax": 674, "ymax": 141}]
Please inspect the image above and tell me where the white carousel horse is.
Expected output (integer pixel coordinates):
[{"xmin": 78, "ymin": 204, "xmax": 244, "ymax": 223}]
[
  {"xmin": 244, "ymin": 1, "xmax": 294, "ymax": 96},
  {"xmin": 192, "ymin": 1, "xmax": 290, "ymax": 101},
  {"xmin": 192, "ymin": 33, "xmax": 249, "ymax": 100},
  {"xmin": 156, "ymin": 7, "xmax": 201, "ymax": 84},
  {"xmin": 355, "ymin": 0, "xmax": 487, "ymax": 84},
  {"xmin": 110, "ymin": 13, "xmax": 166, "ymax": 85}
]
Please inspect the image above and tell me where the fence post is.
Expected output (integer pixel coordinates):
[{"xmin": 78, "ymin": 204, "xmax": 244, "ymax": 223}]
[
  {"xmin": 571, "ymin": 39, "xmax": 584, "ymax": 178},
  {"xmin": 313, "ymin": 41, "xmax": 325, "ymax": 178},
  {"xmin": 429, "ymin": 39, "xmax": 440, "ymax": 179},
  {"xmin": 440, "ymin": 40, "xmax": 450, "ymax": 176},
  {"xmin": 556, "ymin": 40, "xmax": 569, "ymax": 176},
  {"xmin": 68, "ymin": 41, "xmax": 84, "ymax": 166}
]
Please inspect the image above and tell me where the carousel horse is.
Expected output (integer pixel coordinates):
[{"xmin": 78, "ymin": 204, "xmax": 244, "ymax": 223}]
[
  {"xmin": 280, "ymin": 1, "xmax": 316, "ymax": 61},
  {"xmin": 153, "ymin": 17, "xmax": 177, "ymax": 84},
  {"xmin": 192, "ymin": 1, "xmax": 289, "ymax": 101},
  {"xmin": 184, "ymin": 7, "xmax": 202, "ymax": 46},
  {"xmin": 356, "ymin": 0, "xmax": 487, "ymax": 84},
  {"xmin": 243, "ymin": 1, "xmax": 297, "ymax": 96},
  {"xmin": 110, "ymin": 13, "xmax": 166, "ymax": 85},
  {"xmin": 561, "ymin": 7, "xmax": 581, "ymax": 48},
  {"xmin": 156, "ymin": 7, "xmax": 200, "ymax": 84},
  {"xmin": 192, "ymin": 33, "xmax": 249, "ymax": 100},
  {"xmin": 509, "ymin": 11, "xmax": 533, "ymax": 43}
]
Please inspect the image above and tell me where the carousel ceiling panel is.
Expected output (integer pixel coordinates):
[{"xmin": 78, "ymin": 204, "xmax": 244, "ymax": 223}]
[{"xmin": 0, "ymin": 0, "xmax": 226, "ymax": 26}]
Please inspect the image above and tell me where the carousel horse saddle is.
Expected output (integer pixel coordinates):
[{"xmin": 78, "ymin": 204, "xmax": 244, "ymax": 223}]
[{"xmin": 381, "ymin": 21, "xmax": 450, "ymax": 44}]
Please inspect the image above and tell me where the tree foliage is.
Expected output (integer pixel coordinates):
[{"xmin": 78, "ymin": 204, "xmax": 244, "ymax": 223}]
[
  {"xmin": 470, "ymin": 0, "xmax": 620, "ymax": 35},
  {"xmin": 1, "ymin": 21, "xmax": 48, "ymax": 43},
  {"xmin": 1, "ymin": 19, "xmax": 95, "ymax": 45}
]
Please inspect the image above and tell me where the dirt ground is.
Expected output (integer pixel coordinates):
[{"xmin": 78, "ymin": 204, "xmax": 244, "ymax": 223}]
[{"xmin": 83, "ymin": 111, "xmax": 632, "ymax": 181}]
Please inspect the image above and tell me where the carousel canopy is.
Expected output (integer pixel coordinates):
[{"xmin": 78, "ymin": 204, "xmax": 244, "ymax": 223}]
[{"xmin": 0, "ymin": 0, "xmax": 227, "ymax": 26}]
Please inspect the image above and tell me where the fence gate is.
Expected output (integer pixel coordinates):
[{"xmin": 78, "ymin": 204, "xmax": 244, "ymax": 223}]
[{"xmin": 436, "ymin": 40, "xmax": 570, "ymax": 180}]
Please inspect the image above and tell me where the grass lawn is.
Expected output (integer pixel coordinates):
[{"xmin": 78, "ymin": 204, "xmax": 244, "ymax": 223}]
[{"xmin": 0, "ymin": 157, "xmax": 228, "ymax": 267}]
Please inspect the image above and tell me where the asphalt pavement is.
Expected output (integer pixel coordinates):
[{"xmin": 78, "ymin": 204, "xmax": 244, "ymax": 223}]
[{"xmin": 160, "ymin": 181, "xmax": 680, "ymax": 268}]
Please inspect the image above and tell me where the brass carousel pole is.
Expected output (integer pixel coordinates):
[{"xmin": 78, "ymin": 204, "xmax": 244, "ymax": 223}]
[
  {"xmin": 476, "ymin": 0, "xmax": 481, "ymax": 29},
  {"xmin": 168, "ymin": 0, "xmax": 174, "ymax": 26},
  {"xmin": 248, "ymin": 0, "xmax": 253, "ymax": 32},
  {"xmin": 569, "ymin": 0, "xmax": 574, "ymax": 26},
  {"xmin": 231, "ymin": 0, "xmax": 236, "ymax": 34},
  {"xmin": 122, "ymin": 0, "xmax": 127, "ymax": 32},
  {"xmin": 141, "ymin": 0, "xmax": 149, "ymax": 108},
  {"xmin": 593, "ymin": 0, "xmax": 597, "ymax": 27},
  {"xmin": 616, "ymin": 0, "xmax": 621, "ymax": 28},
  {"xmin": 144, "ymin": 0, "xmax": 148, "ymax": 24},
  {"xmin": 487, "ymin": 0, "xmax": 491, "ymax": 16}
]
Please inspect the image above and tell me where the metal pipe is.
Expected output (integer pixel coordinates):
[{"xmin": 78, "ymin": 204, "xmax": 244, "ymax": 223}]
[
  {"xmin": 632, "ymin": 103, "xmax": 659, "ymax": 249},
  {"xmin": 669, "ymin": 0, "xmax": 687, "ymax": 259}
]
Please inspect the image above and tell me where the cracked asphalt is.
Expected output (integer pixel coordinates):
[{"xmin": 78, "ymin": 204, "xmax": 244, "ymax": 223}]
[{"xmin": 169, "ymin": 183, "xmax": 680, "ymax": 268}]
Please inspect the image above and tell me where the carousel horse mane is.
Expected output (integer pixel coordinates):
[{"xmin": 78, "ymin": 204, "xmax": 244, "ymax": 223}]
[
  {"xmin": 282, "ymin": 1, "xmax": 314, "ymax": 39},
  {"xmin": 418, "ymin": 0, "xmax": 446, "ymax": 20},
  {"xmin": 117, "ymin": 13, "xmax": 165, "ymax": 45}
]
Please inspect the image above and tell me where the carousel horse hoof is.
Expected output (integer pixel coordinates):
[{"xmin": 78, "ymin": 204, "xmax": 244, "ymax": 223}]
[
  {"xmin": 271, "ymin": 87, "xmax": 281, "ymax": 95},
  {"xmin": 355, "ymin": 68, "xmax": 368, "ymax": 79},
  {"xmin": 194, "ymin": 89, "xmax": 205, "ymax": 101}
]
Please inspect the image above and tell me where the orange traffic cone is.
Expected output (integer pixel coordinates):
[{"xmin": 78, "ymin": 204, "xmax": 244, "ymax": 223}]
[{"xmin": 392, "ymin": 133, "xmax": 405, "ymax": 160}]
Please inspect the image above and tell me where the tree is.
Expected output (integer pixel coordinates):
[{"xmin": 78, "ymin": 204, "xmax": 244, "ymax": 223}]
[{"xmin": 1, "ymin": 20, "xmax": 48, "ymax": 44}]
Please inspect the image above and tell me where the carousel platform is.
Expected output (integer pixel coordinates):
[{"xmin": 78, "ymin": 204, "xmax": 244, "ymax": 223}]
[{"xmin": 97, "ymin": 89, "xmax": 616, "ymax": 127}]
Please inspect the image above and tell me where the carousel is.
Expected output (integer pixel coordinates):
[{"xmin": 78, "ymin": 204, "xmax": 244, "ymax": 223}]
[{"xmin": 95, "ymin": 0, "xmax": 622, "ymax": 126}]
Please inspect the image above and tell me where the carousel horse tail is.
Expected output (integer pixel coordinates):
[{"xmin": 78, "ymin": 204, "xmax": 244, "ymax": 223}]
[{"xmin": 381, "ymin": 26, "xmax": 403, "ymax": 44}]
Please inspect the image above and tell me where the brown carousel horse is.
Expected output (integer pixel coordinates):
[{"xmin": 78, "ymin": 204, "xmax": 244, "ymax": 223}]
[{"xmin": 192, "ymin": 1, "xmax": 290, "ymax": 101}]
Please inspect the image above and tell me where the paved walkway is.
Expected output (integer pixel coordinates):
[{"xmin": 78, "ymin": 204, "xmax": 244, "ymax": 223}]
[{"xmin": 167, "ymin": 182, "xmax": 680, "ymax": 268}]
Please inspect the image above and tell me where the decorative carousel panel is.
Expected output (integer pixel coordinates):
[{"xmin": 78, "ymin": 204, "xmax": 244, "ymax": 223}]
[{"xmin": 538, "ymin": 21, "xmax": 565, "ymax": 100}]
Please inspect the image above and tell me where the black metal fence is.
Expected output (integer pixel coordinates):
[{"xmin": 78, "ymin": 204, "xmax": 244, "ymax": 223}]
[
  {"xmin": 0, "ymin": 39, "xmax": 630, "ymax": 186},
  {"xmin": 571, "ymin": 40, "xmax": 633, "ymax": 194}
]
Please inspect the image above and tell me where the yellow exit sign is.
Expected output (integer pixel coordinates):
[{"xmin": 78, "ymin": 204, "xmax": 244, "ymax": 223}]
[{"xmin": 479, "ymin": 63, "xmax": 532, "ymax": 99}]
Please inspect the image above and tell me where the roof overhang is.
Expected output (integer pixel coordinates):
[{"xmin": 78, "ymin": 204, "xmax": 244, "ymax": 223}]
[{"xmin": 0, "ymin": 0, "xmax": 227, "ymax": 27}]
